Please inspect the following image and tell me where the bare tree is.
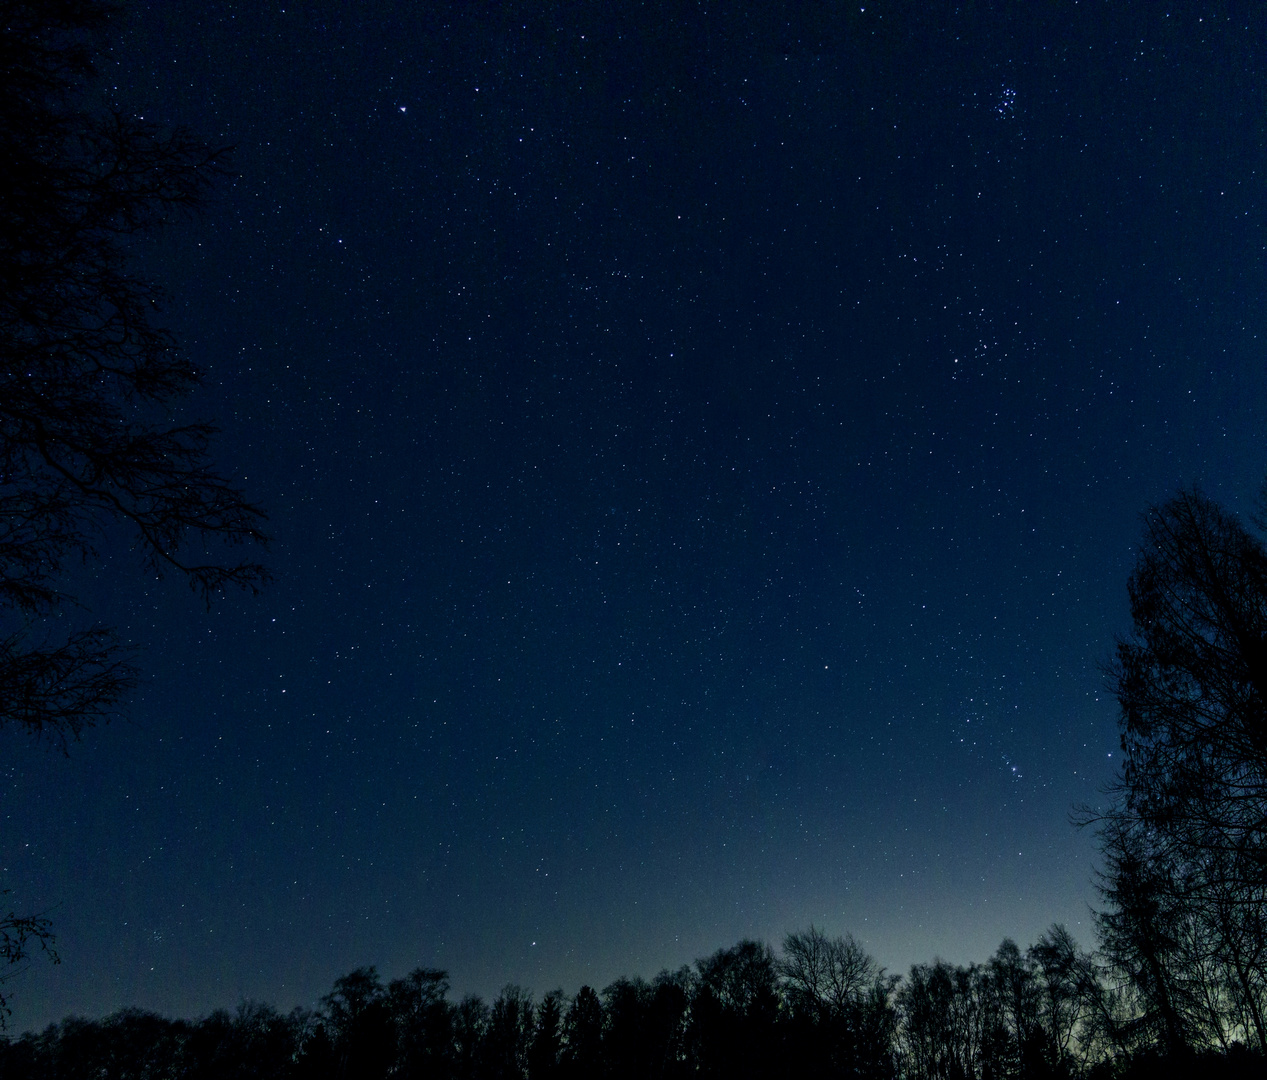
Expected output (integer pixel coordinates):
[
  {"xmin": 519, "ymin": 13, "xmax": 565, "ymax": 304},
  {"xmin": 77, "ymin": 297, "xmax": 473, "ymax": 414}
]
[
  {"xmin": 780, "ymin": 926, "xmax": 881, "ymax": 1020},
  {"xmin": 1, "ymin": 0, "xmax": 269, "ymax": 744}
]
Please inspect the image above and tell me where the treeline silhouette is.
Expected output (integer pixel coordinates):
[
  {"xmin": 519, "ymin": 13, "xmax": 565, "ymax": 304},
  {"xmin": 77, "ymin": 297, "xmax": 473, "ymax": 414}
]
[{"xmin": 1, "ymin": 925, "xmax": 1263, "ymax": 1080}]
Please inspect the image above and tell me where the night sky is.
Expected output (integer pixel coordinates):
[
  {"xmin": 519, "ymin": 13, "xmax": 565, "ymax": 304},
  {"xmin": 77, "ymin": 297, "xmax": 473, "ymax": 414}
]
[{"xmin": 4, "ymin": 0, "xmax": 1267, "ymax": 1030}]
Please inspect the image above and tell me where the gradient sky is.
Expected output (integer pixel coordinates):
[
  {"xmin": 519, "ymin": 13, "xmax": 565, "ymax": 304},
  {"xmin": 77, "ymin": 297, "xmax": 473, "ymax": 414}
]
[{"xmin": 4, "ymin": 0, "xmax": 1267, "ymax": 1031}]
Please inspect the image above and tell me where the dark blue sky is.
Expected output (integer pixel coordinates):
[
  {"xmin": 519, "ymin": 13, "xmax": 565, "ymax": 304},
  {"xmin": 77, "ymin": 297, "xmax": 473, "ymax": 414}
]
[{"xmin": 4, "ymin": 0, "xmax": 1267, "ymax": 1029}]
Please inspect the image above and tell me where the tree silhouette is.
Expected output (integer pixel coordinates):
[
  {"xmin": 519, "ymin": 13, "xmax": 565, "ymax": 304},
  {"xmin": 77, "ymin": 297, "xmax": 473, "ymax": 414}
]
[
  {"xmin": 319, "ymin": 967, "xmax": 394, "ymax": 1079},
  {"xmin": 1028, "ymin": 924, "xmax": 1101, "ymax": 1072},
  {"xmin": 896, "ymin": 960, "xmax": 961, "ymax": 1080},
  {"xmin": 601, "ymin": 976, "xmax": 654, "ymax": 1080},
  {"xmin": 527, "ymin": 988, "xmax": 563, "ymax": 1080},
  {"xmin": 559, "ymin": 985, "xmax": 602, "ymax": 1080},
  {"xmin": 485, "ymin": 985, "xmax": 534, "ymax": 1080},
  {"xmin": 182, "ymin": 1001, "xmax": 305, "ymax": 1080},
  {"xmin": 987, "ymin": 939, "xmax": 1045, "ymax": 1076},
  {"xmin": 895, "ymin": 941, "xmax": 1105, "ymax": 1080},
  {"xmin": 0, "ymin": 0, "xmax": 268, "ymax": 744},
  {"xmin": 690, "ymin": 940, "xmax": 780, "ymax": 1079},
  {"xmin": 779, "ymin": 927, "xmax": 896, "ymax": 1078},
  {"xmin": 646, "ymin": 969, "xmax": 692, "ymax": 1079},
  {"xmin": 453, "ymin": 995, "xmax": 492, "ymax": 1080},
  {"xmin": 1092, "ymin": 487, "xmax": 1267, "ymax": 1057},
  {"xmin": 780, "ymin": 926, "xmax": 878, "ymax": 1020},
  {"xmin": 388, "ymin": 967, "xmax": 456, "ymax": 1078},
  {"xmin": 1110, "ymin": 489, "xmax": 1267, "ymax": 896},
  {"xmin": 600, "ymin": 971, "xmax": 690, "ymax": 1080},
  {"xmin": 1094, "ymin": 819, "xmax": 1194, "ymax": 1057}
]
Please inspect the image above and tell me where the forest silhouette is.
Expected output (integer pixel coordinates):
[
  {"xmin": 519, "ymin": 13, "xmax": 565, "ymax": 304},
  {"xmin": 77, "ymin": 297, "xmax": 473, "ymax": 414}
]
[{"xmin": 1, "ymin": 923, "xmax": 1264, "ymax": 1079}]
